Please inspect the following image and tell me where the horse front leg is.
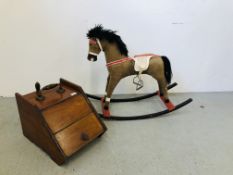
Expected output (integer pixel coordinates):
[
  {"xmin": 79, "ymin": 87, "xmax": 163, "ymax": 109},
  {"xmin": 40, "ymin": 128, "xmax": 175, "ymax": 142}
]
[
  {"xmin": 104, "ymin": 75, "xmax": 110, "ymax": 95},
  {"xmin": 102, "ymin": 76, "xmax": 121, "ymax": 116}
]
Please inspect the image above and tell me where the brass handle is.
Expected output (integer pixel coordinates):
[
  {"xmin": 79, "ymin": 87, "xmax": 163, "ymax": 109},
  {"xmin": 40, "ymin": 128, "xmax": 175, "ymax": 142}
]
[{"xmin": 35, "ymin": 82, "xmax": 45, "ymax": 101}]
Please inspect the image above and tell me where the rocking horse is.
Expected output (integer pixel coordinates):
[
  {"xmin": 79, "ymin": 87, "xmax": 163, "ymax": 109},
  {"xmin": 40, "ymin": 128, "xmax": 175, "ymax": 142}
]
[{"xmin": 86, "ymin": 25, "xmax": 192, "ymax": 120}]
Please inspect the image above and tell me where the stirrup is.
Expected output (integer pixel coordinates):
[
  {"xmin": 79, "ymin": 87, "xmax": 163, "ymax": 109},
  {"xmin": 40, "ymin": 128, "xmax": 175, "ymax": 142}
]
[{"xmin": 133, "ymin": 74, "xmax": 144, "ymax": 91}]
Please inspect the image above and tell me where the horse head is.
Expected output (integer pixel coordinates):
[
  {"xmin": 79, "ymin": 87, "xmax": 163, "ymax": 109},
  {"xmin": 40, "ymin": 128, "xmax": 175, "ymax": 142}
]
[{"xmin": 87, "ymin": 38, "xmax": 103, "ymax": 62}]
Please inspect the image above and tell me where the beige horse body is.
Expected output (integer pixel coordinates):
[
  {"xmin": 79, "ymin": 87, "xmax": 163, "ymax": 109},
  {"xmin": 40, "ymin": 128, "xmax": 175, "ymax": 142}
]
[{"xmin": 87, "ymin": 25, "xmax": 172, "ymax": 116}]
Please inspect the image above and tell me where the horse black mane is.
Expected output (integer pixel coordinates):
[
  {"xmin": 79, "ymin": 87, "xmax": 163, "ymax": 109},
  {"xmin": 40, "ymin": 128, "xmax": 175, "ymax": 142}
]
[{"xmin": 87, "ymin": 25, "xmax": 128, "ymax": 56}]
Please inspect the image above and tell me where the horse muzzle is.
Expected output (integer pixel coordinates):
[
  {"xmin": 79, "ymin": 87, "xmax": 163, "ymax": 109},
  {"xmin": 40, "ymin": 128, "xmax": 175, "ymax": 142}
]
[{"xmin": 87, "ymin": 54, "xmax": 97, "ymax": 62}]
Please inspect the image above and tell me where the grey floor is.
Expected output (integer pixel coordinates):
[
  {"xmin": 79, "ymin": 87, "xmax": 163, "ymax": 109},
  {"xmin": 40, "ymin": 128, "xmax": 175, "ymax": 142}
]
[{"xmin": 0, "ymin": 92, "xmax": 233, "ymax": 175}]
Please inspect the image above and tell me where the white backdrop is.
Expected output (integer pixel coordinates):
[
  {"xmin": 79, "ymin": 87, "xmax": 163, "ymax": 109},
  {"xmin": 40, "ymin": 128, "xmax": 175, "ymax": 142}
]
[{"xmin": 0, "ymin": 0, "xmax": 233, "ymax": 97}]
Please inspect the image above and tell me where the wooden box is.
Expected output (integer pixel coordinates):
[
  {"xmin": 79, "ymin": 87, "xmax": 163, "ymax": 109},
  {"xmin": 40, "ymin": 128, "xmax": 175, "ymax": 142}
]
[{"xmin": 15, "ymin": 78, "xmax": 107, "ymax": 165}]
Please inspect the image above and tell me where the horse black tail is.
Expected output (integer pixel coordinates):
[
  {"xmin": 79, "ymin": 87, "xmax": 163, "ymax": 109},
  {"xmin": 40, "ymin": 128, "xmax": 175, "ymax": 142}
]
[{"xmin": 161, "ymin": 56, "xmax": 173, "ymax": 84}]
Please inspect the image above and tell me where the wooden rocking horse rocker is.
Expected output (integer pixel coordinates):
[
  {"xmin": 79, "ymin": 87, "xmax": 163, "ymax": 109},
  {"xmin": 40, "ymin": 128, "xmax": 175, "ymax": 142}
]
[{"xmin": 86, "ymin": 25, "xmax": 192, "ymax": 120}]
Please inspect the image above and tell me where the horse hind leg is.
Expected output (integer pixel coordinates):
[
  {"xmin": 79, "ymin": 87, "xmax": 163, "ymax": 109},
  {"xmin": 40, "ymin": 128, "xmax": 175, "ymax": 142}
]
[
  {"xmin": 157, "ymin": 77, "xmax": 169, "ymax": 101},
  {"xmin": 157, "ymin": 77, "xmax": 175, "ymax": 111}
]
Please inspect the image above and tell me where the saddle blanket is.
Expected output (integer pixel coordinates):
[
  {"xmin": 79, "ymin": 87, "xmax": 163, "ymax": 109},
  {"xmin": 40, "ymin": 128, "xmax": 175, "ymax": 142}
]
[{"xmin": 133, "ymin": 54, "xmax": 159, "ymax": 73}]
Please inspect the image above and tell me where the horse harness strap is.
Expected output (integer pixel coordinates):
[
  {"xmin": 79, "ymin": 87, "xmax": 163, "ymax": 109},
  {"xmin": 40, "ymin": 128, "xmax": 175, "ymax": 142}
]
[{"xmin": 106, "ymin": 57, "xmax": 134, "ymax": 67}]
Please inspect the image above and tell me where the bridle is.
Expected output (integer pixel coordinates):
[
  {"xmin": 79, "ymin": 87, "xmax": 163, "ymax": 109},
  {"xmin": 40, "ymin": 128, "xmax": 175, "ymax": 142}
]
[
  {"xmin": 88, "ymin": 38, "xmax": 135, "ymax": 69},
  {"xmin": 88, "ymin": 38, "xmax": 103, "ymax": 57},
  {"xmin": 88, "ymin": 38, "xmax": 133, "ymax": 66}
]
